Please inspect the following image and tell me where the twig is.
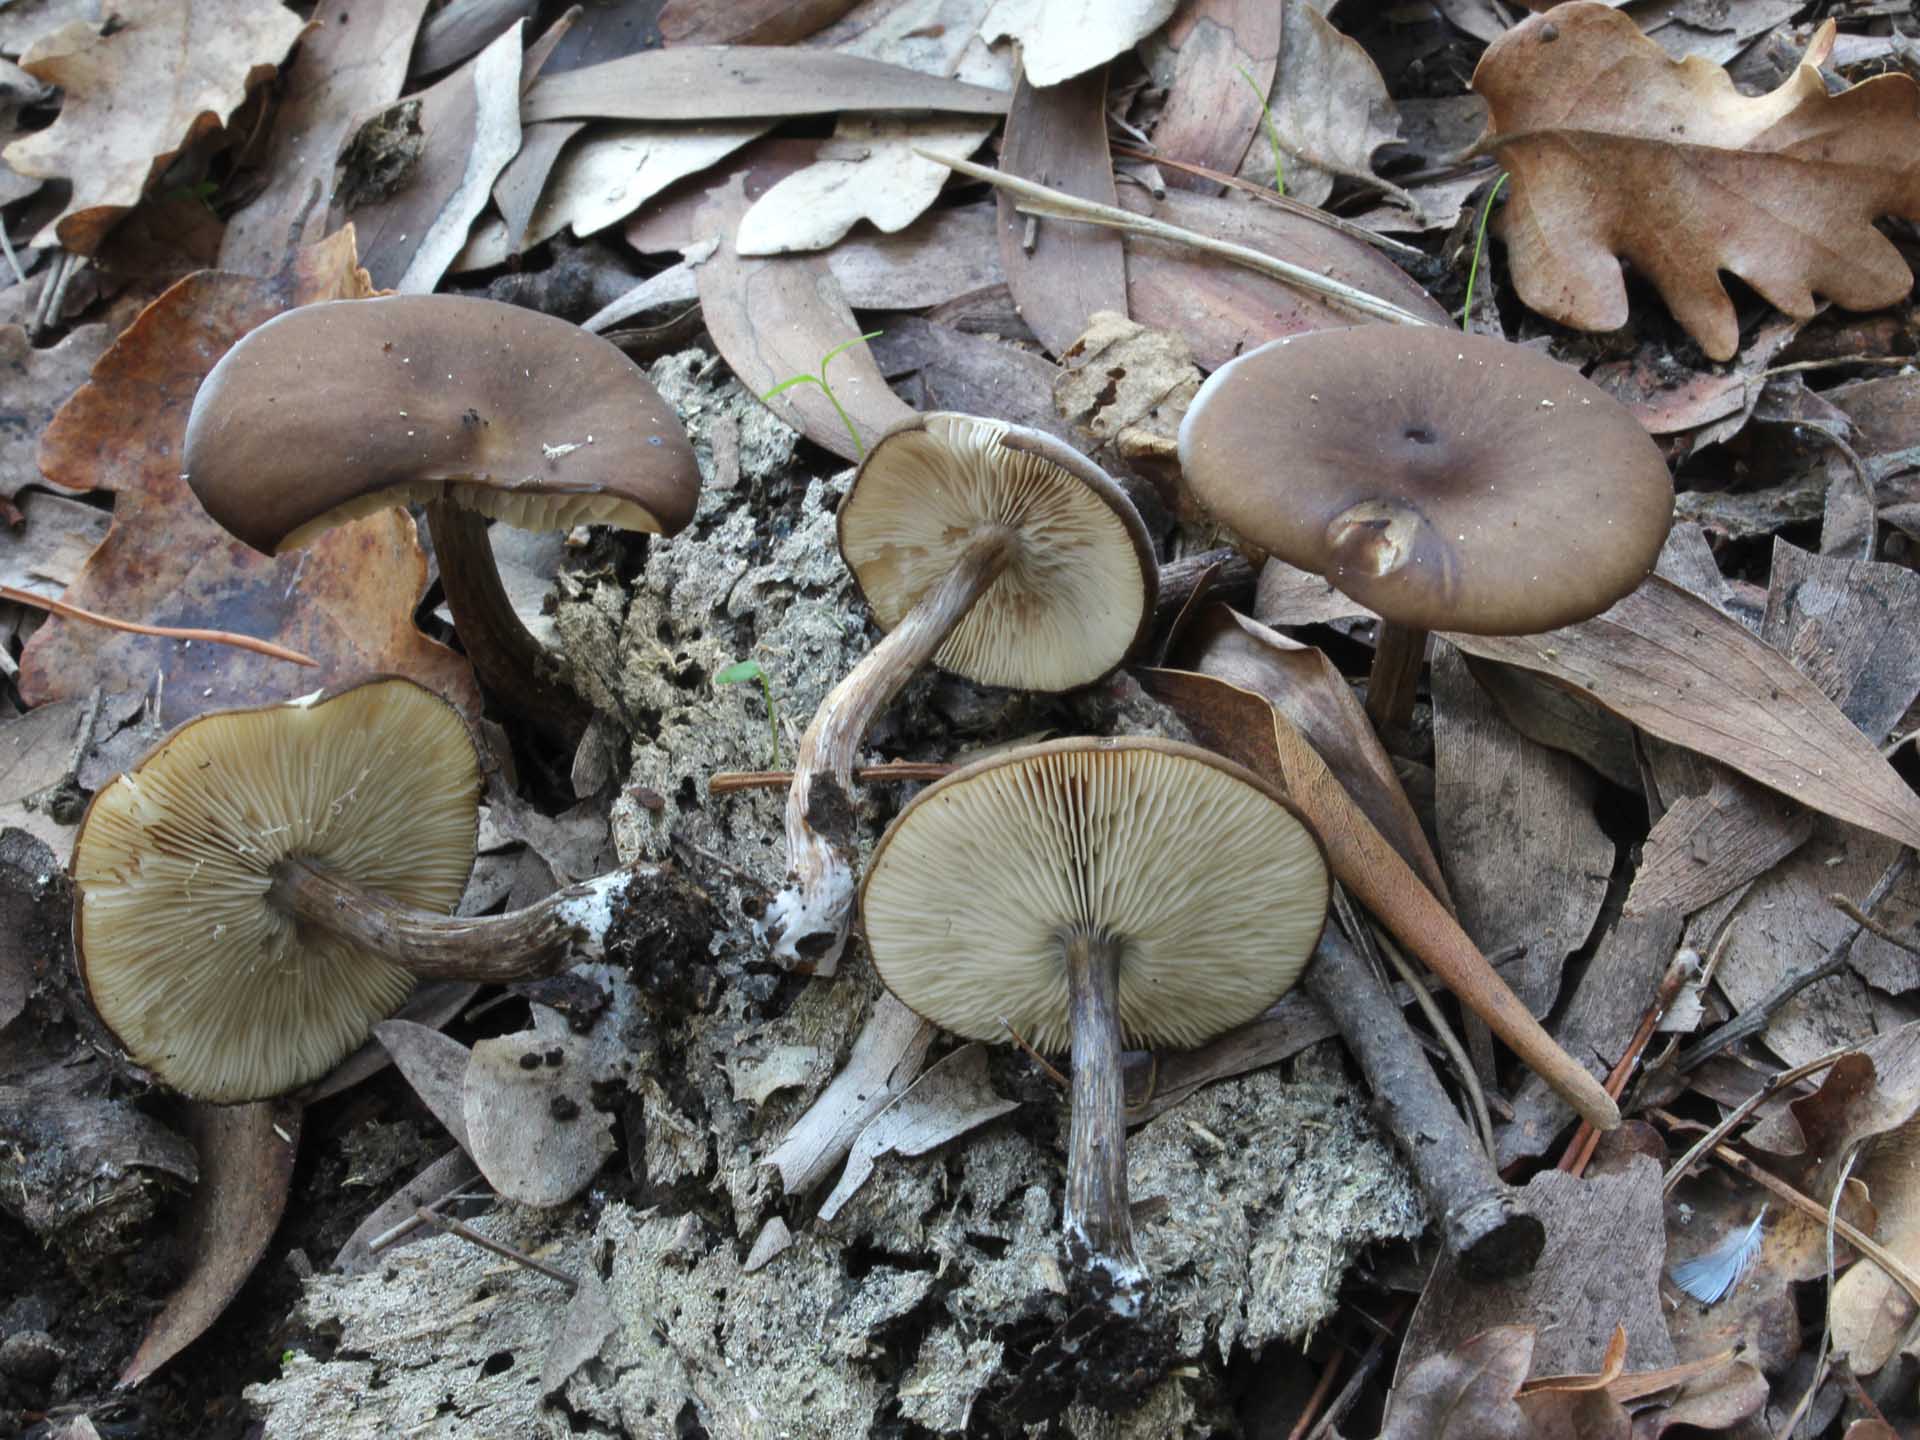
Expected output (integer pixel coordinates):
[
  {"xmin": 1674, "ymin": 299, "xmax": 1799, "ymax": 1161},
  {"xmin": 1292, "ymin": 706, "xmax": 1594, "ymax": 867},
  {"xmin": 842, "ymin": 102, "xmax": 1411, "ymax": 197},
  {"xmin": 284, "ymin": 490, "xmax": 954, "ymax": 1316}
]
[
  {"xmin": 1285, "ymin": 1331, "xmax": 1350, "ymax": 1440},
  {"xmin": 1779, "ymin": 1143, "xmax": 1863, "ymax": 1439},
  {"xmin": 1677, "ymin": 851, "xmax": 1913, "ymax": 1071},
  {"xmin": 708, "ymin": 760, "xmax": 956, "ymax": 796},
  {"xmin": 411, "ymin": 1206, "xmax": 579, "ymax": 1293},
  {"xmin": 916, "ymin": 150, "xmax": 1438, "ymax": 329},
  {"xmin": 1662, "ymin": 1046, "xmax": 1852, "ymax": 1195},
  {"xmin": 0, "ymin": 222, "xmax": 27, "ymax": 288},
  {"xmin": 1762, "ymin": 355, "xmax": 1916, "ymax": 378},
  {"xmin": 1829, "ymin": 893, "xmax": 1920, "ymax": 959},
  {"xmin": 667, "ymin": 829, "xmax": 770, "ymax": 898},
  {"xmin": 1305, "ymin": 921, "xmax": 1544, "ymax": 1279},
  {"xmin": 1107, "ymin": 144, "xmax": 1423, "ymax": 257},
  {"xmin": 1304, "ymin": 1298, "xmax": 1411, "ymax": 1440},
  {"xmin": 0, "ymin": 583, "xmax": 319, "ymax": 666},
  {"xmin": 1002, "ymin": 1016, "xmax": 1068, "ymax": 1088},
  {"xmin": 1364, "ymin": 913, "xmax": 1496, "ymax": 1162},
  {"xmin": 1559, "ymin": 946, "xmax": 1701, "ymax": 1178}
]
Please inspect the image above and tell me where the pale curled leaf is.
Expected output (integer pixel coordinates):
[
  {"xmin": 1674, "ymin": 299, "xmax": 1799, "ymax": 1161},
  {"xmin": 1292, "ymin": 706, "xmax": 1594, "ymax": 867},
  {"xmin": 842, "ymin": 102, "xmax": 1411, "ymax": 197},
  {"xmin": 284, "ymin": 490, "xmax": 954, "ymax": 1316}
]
[
  {"xmin": 980, "ymin": 0, "xmax": 1177, "ymax": 87},
  {"xmin": 3, "ymin": 0, "xmax": 309, "ymax": 254},
  {"xmin": 1472, "ymin": 5, "xmax": 1920, "ymax": 360},
  {"xmin": 1447, "ymin": 577, "xmax": 1920, "ymax": 853},
  {"xmin": 817, "ymin": 1044, "xmax": 1018, "ymax": 1221}
]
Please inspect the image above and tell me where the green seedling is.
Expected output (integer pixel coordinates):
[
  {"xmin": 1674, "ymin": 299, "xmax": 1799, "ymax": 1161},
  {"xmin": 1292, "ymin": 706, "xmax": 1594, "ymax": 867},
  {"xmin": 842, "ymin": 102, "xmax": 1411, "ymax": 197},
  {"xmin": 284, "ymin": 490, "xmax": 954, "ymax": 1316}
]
[
  {"xmin": 715, "ymin": 659, "xmax": 780, "ymax": 767},
  {"xmin": 1238, "ymin": 66, "xmax": 1286, "ymax": 196},
  {"xmin": 1460, "ymin": 172, "xmax": 1509, "ymax": 333},
  {"xmin": 762, "ymin": 331, "xmax": 884, "ymax": 459}
]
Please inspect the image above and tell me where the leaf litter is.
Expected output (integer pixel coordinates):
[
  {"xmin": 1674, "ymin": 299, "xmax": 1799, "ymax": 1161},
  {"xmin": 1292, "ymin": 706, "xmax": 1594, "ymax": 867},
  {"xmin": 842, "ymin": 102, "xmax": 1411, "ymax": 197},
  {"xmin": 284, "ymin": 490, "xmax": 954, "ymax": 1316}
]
[{"xmin": 7, "ymin": 1, "xmax": 1920, "ymax": 1436}]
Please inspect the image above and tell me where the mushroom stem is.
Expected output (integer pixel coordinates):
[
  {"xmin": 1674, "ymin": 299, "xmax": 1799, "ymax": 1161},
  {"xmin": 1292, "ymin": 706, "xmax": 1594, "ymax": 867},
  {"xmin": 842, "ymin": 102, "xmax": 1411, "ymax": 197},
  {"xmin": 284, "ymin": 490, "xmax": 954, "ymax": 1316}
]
[
  {"xmin": 427, "ymin": 499, "xmax": 593, "ymax": 747},
  {"xmin": 760, "ymin": 524, "xmax": 1018, "ymax": 971},
  {"xmin": 268, "ymin": 856, "xmax": 648, "ymax": 982},
  {"xmin": 1364, "ymin": 621, "xmax": 1429, "ymax": 742},
  {"xmin": 1063, "ymin": 927, "xmax": 1147, "ymax": 1307}
]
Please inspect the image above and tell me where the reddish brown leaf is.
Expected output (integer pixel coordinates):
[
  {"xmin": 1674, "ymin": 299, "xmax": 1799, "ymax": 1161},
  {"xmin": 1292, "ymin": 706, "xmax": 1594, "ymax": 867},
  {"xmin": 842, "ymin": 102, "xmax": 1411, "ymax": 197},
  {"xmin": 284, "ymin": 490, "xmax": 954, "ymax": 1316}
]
[
  {"xmin": 1150, "ymin": 0, "xmax": 1281, "ymax": 191},
  {"xmin": 1629, "ymin": 1358, "xmax": 1768, "ymax": 1437},
  {"xmin": 658, "ymin": 0, "xmax": 860, "ymax": 45},
  {"xmin": 997, "ymin": 65, "xmax": 1128, "ymax": 358},
  {"xmin": 18, "ymin": 228, "xmax": 478, "ymax": 727},
  {"xmin": 1473, "ymin": 6, "xmax": 1920, "ymax": 360},
  {"xmin": 119, "ymin": 1100, "xmax": 301, "ymax": 1385},
  {"xmin": 1380, "ymin": 1324, "xmax": 1535, "ymax": 1440},
  {"xmin": 1448, "ymin": 577, "xmax": 1920, "ymax": 855}
]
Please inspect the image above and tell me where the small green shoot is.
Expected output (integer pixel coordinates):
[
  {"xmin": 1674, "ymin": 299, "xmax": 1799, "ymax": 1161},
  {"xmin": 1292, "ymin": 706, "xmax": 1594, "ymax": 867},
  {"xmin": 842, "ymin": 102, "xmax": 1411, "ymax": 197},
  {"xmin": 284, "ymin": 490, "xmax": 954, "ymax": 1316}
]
[
  {"xmin": 1460, "ymin": 173, "xmax": 1509, "ymax": 333},
  {"xmin": 1237, "ymin": 66, "xmax": 1286, "ymax": 196},
  {"xmin": 762, "ymin": 331, "xmax": 884, "ymax": 459},
  {"xmin": 715, "ymin": 659, "xmax": 779, "ymax": 767}
]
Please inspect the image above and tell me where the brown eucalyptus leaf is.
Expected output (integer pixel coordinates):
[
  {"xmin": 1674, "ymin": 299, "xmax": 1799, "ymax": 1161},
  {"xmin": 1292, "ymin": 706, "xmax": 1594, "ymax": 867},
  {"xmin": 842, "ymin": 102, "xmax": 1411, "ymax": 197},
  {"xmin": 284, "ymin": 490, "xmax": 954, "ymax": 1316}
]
[
  {"xmin": 997, "ymin": 64, "xmax": 1128, "ymax": 358},
  {"xmin": 334, "ymin": 21, "xmax": 523, "ymax": 293},
  {"xmin": 521, "ymin": 46, "xmax": 1008, "ymax": 124},
  {"xmin": 1516, "ymin": 1389, "xmax": 1630, "ymax": 1440},
  {"xmin": 658, "ymin": 0, "xmax": 860, "ymax": 45},
  {"xmin": 3, "ymin": 0, "xmax": 309, "ymax": 254},
  {"xmin": 1148, "ymin": 0, "xmax": 1280, "ymax": 191},
  {"xmin": 1380, "ymin": 1324, "xmax": 1535, "ymax": 1440},
  {"xmin": 219, "ymin": 0, "xmax": 434, "ymax": 274},
  {"xmin": 1472, "ymin": 6, "xmax": 1920, "ymax": 360},
  {"xmin": 692, "ymin": 173, "xmax": 915, "ymax": 462},
  {"xmin": 16, "ymin": 230, "xmax": 479, "ymax": 728},
  {"xmin": 1446, "ymin": 577, "xmax": 1920, "ymax": 855},
  {"xmin": 120, "ymin": 1100, "xmax": 301, "ymax": 1385}
]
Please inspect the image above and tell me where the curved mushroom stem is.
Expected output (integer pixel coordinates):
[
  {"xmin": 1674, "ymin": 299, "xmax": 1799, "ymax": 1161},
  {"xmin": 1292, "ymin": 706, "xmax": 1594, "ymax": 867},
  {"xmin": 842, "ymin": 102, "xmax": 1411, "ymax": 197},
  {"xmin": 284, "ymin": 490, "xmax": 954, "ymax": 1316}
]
[
  {"xmin": 1364, "ymin": 620, "xmax": 1429, "ymax": 746},
  {"xmin": 759, "ymin": 525, "xmax": 1017, "ymax": 972},
  {"xmin": 427, "ymin": 499, "xmax": 592, "ymax": 748},
  {"xmin": 268, "ymin": 856, "xmax": 652, "ymax": 982},
  {"xmin": 1064, "ymin": 928, "xmax": 1148, "ymax": 1313}
]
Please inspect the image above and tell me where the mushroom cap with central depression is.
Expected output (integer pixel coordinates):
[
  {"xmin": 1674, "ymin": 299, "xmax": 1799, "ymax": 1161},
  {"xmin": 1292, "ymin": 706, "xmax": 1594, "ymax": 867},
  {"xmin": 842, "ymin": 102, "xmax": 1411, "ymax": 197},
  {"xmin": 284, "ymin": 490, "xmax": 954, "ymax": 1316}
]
[
  {"xmin": 839, "ymin": 414, "xmax": 1157, "ymax": 691},
  {"xmin": 1176, "ymin": 327, "xmax": 1673, "ymax": 636},
  {"xmin": 860, "ymin": 737, "xmax": 1330, "ymax": 1052},
  {"xmin": 71, "ymin": 677, "xmax": 482, "ymax": 1103},
  {"xmin": 184, "ymin": 294, "xmax": 702, "ymax": 554}
]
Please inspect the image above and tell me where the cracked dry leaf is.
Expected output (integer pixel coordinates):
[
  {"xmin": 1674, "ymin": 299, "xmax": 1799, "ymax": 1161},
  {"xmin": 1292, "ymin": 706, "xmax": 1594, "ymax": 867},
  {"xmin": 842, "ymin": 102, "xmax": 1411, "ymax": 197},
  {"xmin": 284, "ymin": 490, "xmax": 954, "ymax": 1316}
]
[
  {"xmin": 3, "ymin": 0, "xmax": 309, "ymax": 254},
  {"xmin": 16, "ymin": 229, "xmax": 480, "ymax": 728},
  {"xmin": 734, "ymin": 116, "xmax": 995, "ymax": 257},
  {"xmin": 1472, "ymin": 4, "xmax": 1920, "ymax": 361},
  {"xmin": 0, "ymin": 323, "xmax": 113, "ymax": 507},
  {"xmin": 1832, "ymin": 1119, "xmax": 1920, "ymax": 1376},
  {"xmin": 1381, "ymin": 1324, "xmax": 1535, "ymax": 1440}
]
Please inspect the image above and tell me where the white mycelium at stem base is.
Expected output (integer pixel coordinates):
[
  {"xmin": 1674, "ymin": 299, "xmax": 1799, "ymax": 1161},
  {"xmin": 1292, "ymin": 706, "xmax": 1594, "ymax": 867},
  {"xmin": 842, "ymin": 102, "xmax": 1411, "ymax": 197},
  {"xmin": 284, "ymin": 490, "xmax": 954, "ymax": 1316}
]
[
  {"xmin": 759, "ymin": 414, "xmax": 1155, "ymax": 970},
  {"xmin": 860, "ymin": 738, "xmax": 1329, "ymax": 1295}
]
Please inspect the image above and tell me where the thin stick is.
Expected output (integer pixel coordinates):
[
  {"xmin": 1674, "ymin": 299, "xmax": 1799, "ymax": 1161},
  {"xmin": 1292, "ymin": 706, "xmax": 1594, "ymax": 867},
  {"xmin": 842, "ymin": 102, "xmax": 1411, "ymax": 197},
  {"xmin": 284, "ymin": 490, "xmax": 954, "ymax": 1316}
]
[
  {"xmin": 0, "ymin": 222, "xmax": 26, "ymax": 288},
  {"xmin": 916, "ymin": 151, "xmax": 1438, "ymax": 329},
  {"xmin": 1107, "ymin": 144, "xmax": 1423, "ymax": 257},
  {"xmin": 1829, "ymin": 893, "xmax": 1920, "ymax": 959},
  {"xmin": 1662, "ymin": 1047, "xmax": 1850, "ymax": 1196},
  {"xmin": 1365, "ymin": 913, "xmax": 1495, "ymax": 1161},
  {"xmin": 1305, "ymin": 1298, "xmax": 1411, "ymax": 1440},
  {"xmin": 412, "ymin": 1206, "xmax": 578, "ymax": 1293},
  {"xmin": 1002, "ymin": 1016, "xmax": 1068, "ymax": 1088},
  {"xmin": 709, "ymin": 761, "xmax": 956, "ymax": 796},
  {"xmin": 1762, "ymin": 355, "xmax": 1918, "ymax": 379},
  {"xmin": 1779, "ymin": 1143, "xmax": 1861, "ymax": 1439},
  {"xmin": 1285, "ymin": 1335, "xmax": 1349, "ymax": 1440},
  {"xmin": 1677, "ymin": 851, "xmax": 1912, "ymax": 1071},
  {"xmin": 1, "ymin": 583, "xmax": 319, "ymax": 666},
  {"xmin": 1560, "ymin": 946, "xmax": 1701, "ymax": 1178}
]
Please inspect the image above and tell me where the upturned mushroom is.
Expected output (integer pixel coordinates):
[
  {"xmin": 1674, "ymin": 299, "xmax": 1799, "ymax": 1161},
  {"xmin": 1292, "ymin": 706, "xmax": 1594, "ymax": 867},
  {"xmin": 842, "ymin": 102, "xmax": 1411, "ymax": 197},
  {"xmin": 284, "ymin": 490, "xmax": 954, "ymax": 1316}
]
[
  {"xmin": 71, "ymin": 677, "xmax": 671, "ymax": 1103},
  {"xmin": 860, "ymin": 736, "xmax": 1330, "ymax": 1307},
  {"xmin": 1176, "ymin": 327, "xmax": 1672, "ymax": 736},
  {"xmin": 759, "ymin": 413, "xmax": 1157, "ymax": 970},
  {"xmin": 182, "ymin": 295, "xmax": 703, "ymax": 741}
]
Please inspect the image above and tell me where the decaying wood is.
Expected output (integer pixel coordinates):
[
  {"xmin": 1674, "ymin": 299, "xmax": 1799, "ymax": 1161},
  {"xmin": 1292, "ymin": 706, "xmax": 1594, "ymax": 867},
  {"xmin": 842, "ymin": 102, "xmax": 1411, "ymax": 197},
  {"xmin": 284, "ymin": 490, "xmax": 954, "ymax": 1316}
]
[{"xmin": 1305, "ymin": 924, "xmax": 1544, "ymax": 1280}]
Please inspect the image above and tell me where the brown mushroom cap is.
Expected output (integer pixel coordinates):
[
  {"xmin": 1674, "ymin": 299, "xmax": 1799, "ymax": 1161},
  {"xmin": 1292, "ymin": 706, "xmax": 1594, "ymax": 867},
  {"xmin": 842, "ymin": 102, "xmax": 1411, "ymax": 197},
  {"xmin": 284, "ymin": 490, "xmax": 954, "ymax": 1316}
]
[
  {"xmin": 860, "ymin": 736, "xmax": 1329, "ymax": 1052},
  {"xmin": 1176, "ymin": 328, "xmax": 1673, "ymax": 635},
  {"xmin": 838, "ymin": 414, "xmax": 1157, "ymax": 691},
  {"xmin": 183, "ymin": 295, "xmax": 702, "ymax": 554},
  {"xmin": 72, "ymin": 677, "xmax": 482, "ymax": 1103}
]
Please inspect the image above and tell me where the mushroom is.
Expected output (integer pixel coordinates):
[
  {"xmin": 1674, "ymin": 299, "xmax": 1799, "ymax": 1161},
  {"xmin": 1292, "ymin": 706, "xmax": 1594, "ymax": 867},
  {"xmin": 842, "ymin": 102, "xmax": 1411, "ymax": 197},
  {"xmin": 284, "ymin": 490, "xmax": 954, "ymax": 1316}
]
[
  {"xmin": 71, "ymin": 677, "xmax": 671, "ymax": 1103},
  {"xmin": 759, "ymin": 413, "xmax": 1157, "ymax": 970},
  {"xmin": 182, "ymin": 295, "xmax": 703, "ymax": 742},
  {"xmin": 859, "ymin": 736, "xmax": 1330, "ymax": 1306},
  {"xmin": 1176, "ymin": 327, "xmax": 1672, "ymax": 737}
]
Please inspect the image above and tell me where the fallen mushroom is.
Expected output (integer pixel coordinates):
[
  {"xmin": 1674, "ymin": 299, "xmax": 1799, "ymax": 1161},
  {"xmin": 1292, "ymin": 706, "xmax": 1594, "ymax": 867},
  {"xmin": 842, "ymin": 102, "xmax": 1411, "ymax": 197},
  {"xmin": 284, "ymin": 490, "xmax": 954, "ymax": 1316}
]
[
  {"xmin": 1176, "ymin": 327, "xmax": 1672, "ymax": 737},
  {"xmin": 71, "ymin": 677, "xmax": 679, "ymax": 1103},
  {"xmin": 181, "ymin": 295, "xmax": 703, "ymax": 742},
  {"xmin": 859, "ymin": 736, "xmax": 1330, "ymax": 1310},
  {"xmin": 759, "ymin": 413, "xmax": 1157, "ymax": 970}
]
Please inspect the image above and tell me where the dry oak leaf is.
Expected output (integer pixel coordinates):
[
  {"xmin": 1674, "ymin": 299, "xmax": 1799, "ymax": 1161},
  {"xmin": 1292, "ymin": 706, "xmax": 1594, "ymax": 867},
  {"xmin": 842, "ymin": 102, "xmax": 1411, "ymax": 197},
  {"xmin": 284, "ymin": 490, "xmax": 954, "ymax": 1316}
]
[
  {"xmin": 18, "ymin": 227, "xmax": 479, "ymax": 728},
  {"xmin": 1472, "ymin": 3, "xmax": 1920, "ymax": 362},
  {"xmin": 3, "ymin": 0, "xmax": 309, "ymax": 255}
]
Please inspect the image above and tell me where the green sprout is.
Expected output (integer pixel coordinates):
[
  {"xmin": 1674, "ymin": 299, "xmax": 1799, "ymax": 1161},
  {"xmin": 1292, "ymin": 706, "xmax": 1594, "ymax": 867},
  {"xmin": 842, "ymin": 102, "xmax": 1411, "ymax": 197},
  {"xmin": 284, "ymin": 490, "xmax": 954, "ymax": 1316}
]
[
  {"xmin": 762, "ymin": 331, "xmax": 884, "ymax": 459},
  {"xmin": 715, "ymin": 659, "xmax": 780, "ymax": 767},
  {"xmin": 1237, "ymin": 66, "xmax": 1286, "ymax": 196},
  {"xmin": 1460, "ymin": 172, "xmax": 1509, "ymax": 333}
]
